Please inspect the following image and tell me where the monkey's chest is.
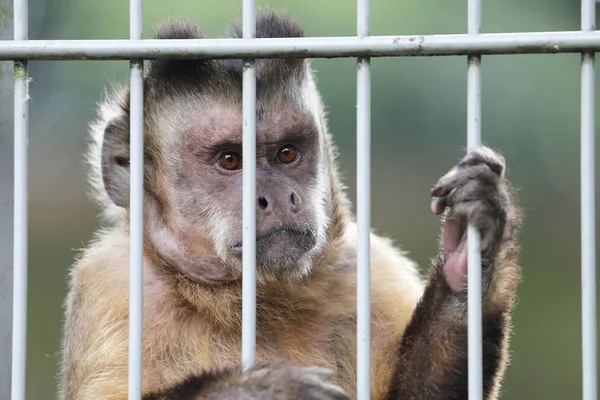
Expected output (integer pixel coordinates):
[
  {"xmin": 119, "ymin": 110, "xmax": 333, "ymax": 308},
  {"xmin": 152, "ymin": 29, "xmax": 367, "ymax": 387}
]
[{"xmin": 201, "ymin": 316, "xmax": 349, "ymax": 373}]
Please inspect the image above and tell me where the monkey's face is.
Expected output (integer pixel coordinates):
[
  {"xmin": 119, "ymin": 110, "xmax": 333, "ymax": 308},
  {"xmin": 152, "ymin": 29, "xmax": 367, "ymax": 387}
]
[
  {"xmin": 99, "ymin": 16, "xmax": 336, "ymax": 284},
  {"xmin": 153, "ymin": 97, "xmax": 332, "ymax": 283}
]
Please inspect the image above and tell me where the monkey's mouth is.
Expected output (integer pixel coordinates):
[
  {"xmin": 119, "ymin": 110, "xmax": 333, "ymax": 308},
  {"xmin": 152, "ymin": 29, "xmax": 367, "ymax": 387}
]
[{"xmin": 229, "ymin": 228, "xmax": 317, "ymax": 263}]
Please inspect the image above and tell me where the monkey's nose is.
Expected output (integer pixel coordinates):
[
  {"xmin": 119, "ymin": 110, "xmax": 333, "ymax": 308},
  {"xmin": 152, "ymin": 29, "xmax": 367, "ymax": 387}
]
[
  {"xmin": 258, "ymin": 196, "xmax": 269, "ymax": 211},
  {"xmin": 289, "ymin": 191, "xmax": 299, "ymax": 210},
  {"xmin": 257, "ymin": 191, "xmax": 299, "ymax": 213}
]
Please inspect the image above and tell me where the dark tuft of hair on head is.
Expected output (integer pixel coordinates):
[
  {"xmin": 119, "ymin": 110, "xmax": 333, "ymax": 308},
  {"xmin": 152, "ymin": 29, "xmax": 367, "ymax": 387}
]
[
  {"xmin": 143, "ymin": 10, "xmax": 308, "ymax": 97},
  {"xmin": 227, "ymin": 8, "xmax": 305, "ymax": 39},
  {"xmin": 155, "ymin": 17, "xmax": 204, "ymax": 40},
  {"xmin": 145, "ymin": 17, "xmax": 222, "ymax": 93},
  {"xmin": 223, "ymin": 9, "xmax": 307, "ymax": 86}
]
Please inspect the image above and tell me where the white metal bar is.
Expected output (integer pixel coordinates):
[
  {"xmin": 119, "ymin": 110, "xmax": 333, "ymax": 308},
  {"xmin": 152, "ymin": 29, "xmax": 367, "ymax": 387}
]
[
  {"xmin": 241, "ymin": 0, "xmax": 257, "ymax": 372},
  {"xmin": 580, "ymin": 0, "xmax": 596, "ymax": 399},
  {"xmin": 467, "ymin": 0, "xmax": 483, "ymax": 398},
  {"xmin": 11, "ymin": 0, "xmax": 29, "ymax": 397},
  {"xmin": 128, "ymin": 0, "xmax": 144, "ymax": 397},
  {"xmin": 356, "ymin": 0, "xmax": 371, "ymax": 398},
  {"xmin": 0, "ymin": 30, "xmax": 14, "ymax": 400},
  {"xmin": 2, "ymin": 31, "xmax": 600, "ymax": 60}
]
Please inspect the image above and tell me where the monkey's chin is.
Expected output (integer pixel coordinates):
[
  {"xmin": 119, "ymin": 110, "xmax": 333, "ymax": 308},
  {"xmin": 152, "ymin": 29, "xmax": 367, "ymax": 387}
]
[{"xmin": 229, "ymin": 228, "xmax": 317, "ymax": 269}]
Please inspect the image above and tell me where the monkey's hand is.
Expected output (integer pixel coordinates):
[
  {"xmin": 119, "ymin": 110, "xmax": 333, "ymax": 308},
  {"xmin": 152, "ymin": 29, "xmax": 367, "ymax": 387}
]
[
  {"xmin": 143, "ymin": 363, "xmax": 350, "ymax": 400},
  {"xmin": 430, "ymin": 145, "xmax": 516, "ymax": 294},
  {"xmin": 386, "ymin": 145, "xmax": 521, "ymax": 400}
]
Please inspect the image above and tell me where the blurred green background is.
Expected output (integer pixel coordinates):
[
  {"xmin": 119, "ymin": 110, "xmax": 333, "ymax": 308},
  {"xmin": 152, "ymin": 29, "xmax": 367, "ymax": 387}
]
[{"xmin": 2, "ymin": 0, "xmax": 600, "ymax": 398}]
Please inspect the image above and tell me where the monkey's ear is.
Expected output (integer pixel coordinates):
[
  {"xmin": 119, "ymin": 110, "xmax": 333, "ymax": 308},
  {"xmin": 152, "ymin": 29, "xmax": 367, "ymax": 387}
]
[{"xmin": 101, "ymin": 113, "xmax": 131, "ymax": 208}]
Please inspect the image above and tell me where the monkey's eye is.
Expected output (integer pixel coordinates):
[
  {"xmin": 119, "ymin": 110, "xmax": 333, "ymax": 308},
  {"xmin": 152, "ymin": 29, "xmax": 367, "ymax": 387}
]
[
  {"xmin": 217, "ymin": 152, "xmax": 242, "ymax": 170},
  {"xmin": 276, "ymin": 145, "xmax": 298, "ymax": 164}
]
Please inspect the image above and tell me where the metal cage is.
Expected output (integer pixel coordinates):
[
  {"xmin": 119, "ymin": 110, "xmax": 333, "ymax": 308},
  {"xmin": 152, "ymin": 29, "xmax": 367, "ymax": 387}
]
[{"xmin": 0, "ymin": 0, "xmax": 597, "ymax": 399}]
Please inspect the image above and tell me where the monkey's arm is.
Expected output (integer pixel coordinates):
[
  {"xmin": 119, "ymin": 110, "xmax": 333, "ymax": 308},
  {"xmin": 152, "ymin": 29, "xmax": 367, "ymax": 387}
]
[{"xmin": 385, "ymin": 146, "xmax": 522, "ymax": 400}]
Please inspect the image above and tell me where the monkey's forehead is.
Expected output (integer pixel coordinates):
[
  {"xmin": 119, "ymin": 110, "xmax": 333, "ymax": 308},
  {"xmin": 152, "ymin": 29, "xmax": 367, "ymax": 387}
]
[{"xmin": 158, "ymin": 100, "xmax": 318, "ymax": 146}]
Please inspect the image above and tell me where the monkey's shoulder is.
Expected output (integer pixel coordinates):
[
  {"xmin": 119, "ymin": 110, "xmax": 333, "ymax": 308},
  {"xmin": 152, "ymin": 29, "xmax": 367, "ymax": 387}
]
[
  {"xmin": 339, "ymin": 223, "xmax": 425, "ymax": 296},
  {"xmin": 68, "ymin": 225, "xmax": 131, "ymax": 292},
  {"xmin": 330, "ymin": 224, "xmax": 426, "ymax": 328}
]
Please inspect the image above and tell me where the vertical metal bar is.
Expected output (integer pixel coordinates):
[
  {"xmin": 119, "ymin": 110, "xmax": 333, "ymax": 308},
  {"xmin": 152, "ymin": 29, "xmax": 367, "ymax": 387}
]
[
  {"xmin": 356, "ymin": 0, "xmax": 371, "ymax": 398},
  {"xmin": 1, "ymin": 5, "xmax": 16, "ymax": 400},
  {"xmin": 0, "ymin": 10, "xmax": 15, "ymax": 394},
  {"xmin": 11, "ymin": 0, "xmax": 28, "ymax": 397},
  {"xmin": 128, "ymin": 0, "xmax": 144, "ymax": 397},
  {"xmin": 467, "ymin": 0, "xmax": 483, "ymax": 398},
  {"xmin": 581, "ymin": 0, "xmax": 596, "ymax": 398},
  {"xmin": 241, "ymin": 0, "xmax": 257, "ymax": 372}
]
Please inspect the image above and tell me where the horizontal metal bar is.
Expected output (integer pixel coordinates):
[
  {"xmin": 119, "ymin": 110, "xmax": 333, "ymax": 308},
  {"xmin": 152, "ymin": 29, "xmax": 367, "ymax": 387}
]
[{"xmin": 1, "ymin": 31, "xmax": 600, "ymax": 60}]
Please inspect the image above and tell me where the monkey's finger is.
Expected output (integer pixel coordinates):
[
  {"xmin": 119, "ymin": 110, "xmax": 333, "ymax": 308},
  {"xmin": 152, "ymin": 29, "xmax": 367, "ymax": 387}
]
[
  {"xmin": 430, "ymin": 196, "xmax": 448, "ymax": 215},
  {"xmin": 431, "ymin": 162, "xmax": 500, "ymax": 204},
  {"xmin": 301, "ymin": 381, "xmax": 351, "ymax": 400},
  {"xmin": 451, "ymin": 198, "xmax": 504, "ymax": 252},
  {"xmin": 458, "ymin": 146, "xmax": 505, "ymax": 177},
  {"xmin": 298, "ymin": 366, "xmax": 335, "ymax": 381},
  {"xmin": 447, "ymin": 178, "xmax": 497, "ymax": 208},
  {"xmin": 431, "ymin": 169, "xmax": 473, "ymax": 198},
  {"xmin": 431, "ymin": 168, "xmax": 461, "ymax": 198},
  {"xmin": 300, "ymin": 367, "xmax": 350, "ymax": 400}
]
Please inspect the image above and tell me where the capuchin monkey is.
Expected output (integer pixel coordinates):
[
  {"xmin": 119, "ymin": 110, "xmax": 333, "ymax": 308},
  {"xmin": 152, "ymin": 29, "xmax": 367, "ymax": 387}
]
[{"xmin": 58, "ymin": 9, "xmax": 523, "ymax": 400}]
